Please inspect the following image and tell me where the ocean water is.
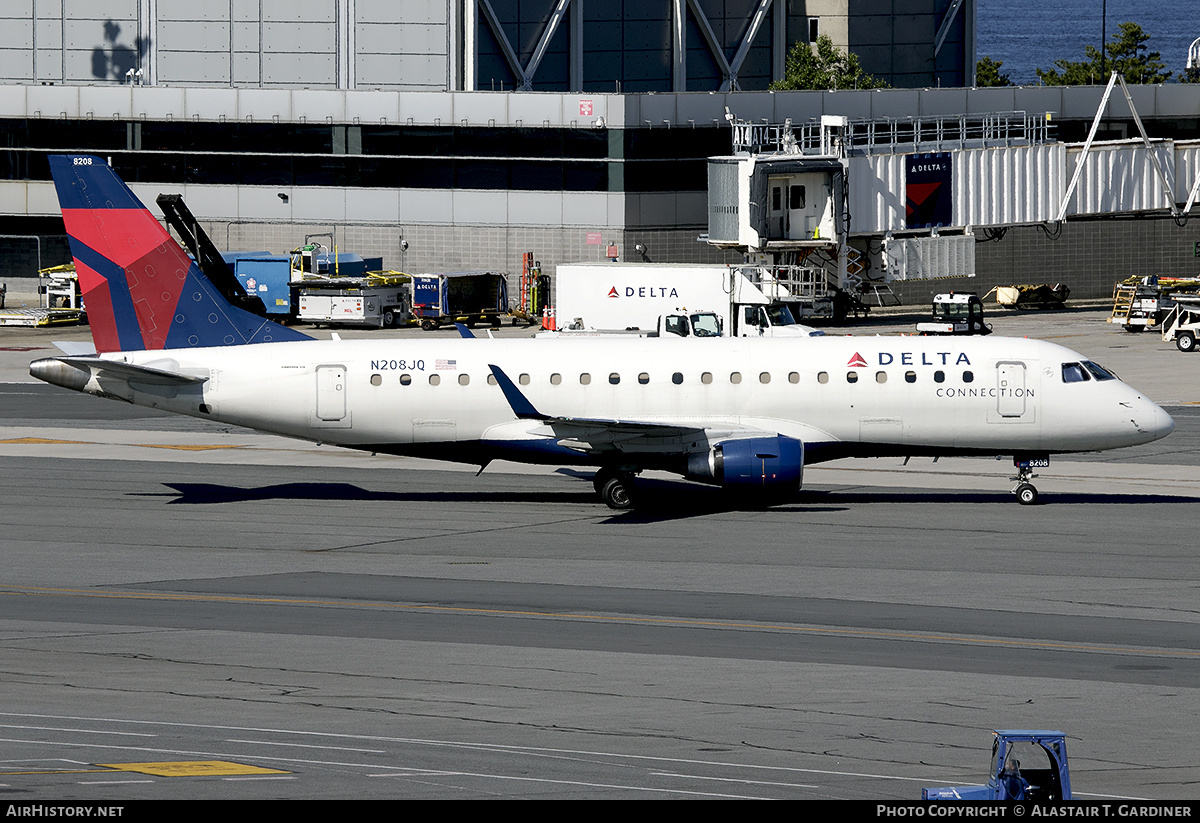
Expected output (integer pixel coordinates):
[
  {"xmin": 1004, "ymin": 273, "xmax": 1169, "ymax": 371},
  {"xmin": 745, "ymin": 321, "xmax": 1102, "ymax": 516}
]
[{"xmin": 975, "ymin": 0, "xmax": 1198, "ymax": 85}]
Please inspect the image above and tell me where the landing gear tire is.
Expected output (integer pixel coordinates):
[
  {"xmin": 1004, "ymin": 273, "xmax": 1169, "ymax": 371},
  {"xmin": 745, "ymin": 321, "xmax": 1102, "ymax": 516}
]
[
  {"xmin": 1015, "ymin": 483, "xmax": 1039, "ymax": 505},
  {"xmin": 593, "ymin": 467, "xmax": 636, "ymax": 509},
  {"xmin": 1177, "ymin": 331, "xmax": 1196, "ymax": 353},
  {"xmin": 601, "ymin": 477, "xmax": 635, "ymax": 510}
]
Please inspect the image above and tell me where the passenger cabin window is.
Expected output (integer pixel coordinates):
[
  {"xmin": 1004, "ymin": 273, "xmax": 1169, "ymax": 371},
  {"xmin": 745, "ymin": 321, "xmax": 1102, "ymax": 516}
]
[
  {"xmin": 638, "ymin": 373, "xmax": 650, "ymax": 384},
  {"xmin": 550, "ymin": 373, "xmax": 562, "ymax": 385},
  {"xmin": 788, "ymin": 372, "xmax": 799, "ymax": 384},
  {"xmin": 905, "ymin": 371, "xmax": 916, "ymax": 383},
  {"xmin": 876, "ymin": 371, "xmax": 887, "ymax": 383},
  {"xmin": 580, "ymin": 373, "xmax": 591, "ymax": 385},
  {"xmin": 519, "ymin": 373, "xmax": 530, "ymax": 385},
  {"xmin": 1062, "ymin": 363, "xmax": 1089, "ymax": 383},
  {"xmin": 701, "ymin": 372, "xmax": 713, "ymax": 384},
  {"xmin": 487, "ymin": 374, "xmax": 497, "ymax": 385},
  {"xmin": 370, "ymin": 373, "xmax": 382, "ymax": 386},
  {"xmin": 609, "ymin": 373, "xmax": 620, "ymax": 385},
  {"xmin": 459, "ymin": 374, "xmax": 470, "ymax": 386},
  {"xmin": 817, "ymin": 371, "xmax": 829, "ymax": 384},
  {"xmin": 846, "ymin": 371, "xmax": 858, "ymax": 383},
  {"xmin": 400, "ymin": 374, "xmax": 412, "ymax": 385},
  {"xmin": 759, "ymin": 372, "xmax": 771, "ymax": 384},
  {"xmin": 730, "ymin": 372, "xmax": 742, "ymax": 384},
  {"xmin": 672, "ymin": 372, "xmax": 683, "ymax": 385},
  {"xmin": 429, "ymin": 374, "xmax": 440, "ymax": 385},
  {"xmin": 934, "ymin": 370, "xmax": 945, "ymax": 383},
  {"xmin": 962, "ymin": 371, "xmax": 974, "ymax": 384}
]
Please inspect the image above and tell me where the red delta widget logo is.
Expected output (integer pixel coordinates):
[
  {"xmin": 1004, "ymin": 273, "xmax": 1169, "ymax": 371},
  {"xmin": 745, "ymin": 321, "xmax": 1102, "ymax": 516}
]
[{"xmin": 607, "ymin": 285, "xmax": 681, "ymax": 298}]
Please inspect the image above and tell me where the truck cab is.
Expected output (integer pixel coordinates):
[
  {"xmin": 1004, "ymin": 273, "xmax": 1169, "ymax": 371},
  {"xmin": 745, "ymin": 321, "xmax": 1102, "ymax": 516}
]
[
  {"xmin": 660, "ymin": 311, "xmax": 723, "ymax": 338},
  {"xmin": 735, "ymin": 302, "xmax": 825, "ymax": 337},
  {"xmin": 923, "ymin": 730, "xmax": 1071, "ymax": 801}
]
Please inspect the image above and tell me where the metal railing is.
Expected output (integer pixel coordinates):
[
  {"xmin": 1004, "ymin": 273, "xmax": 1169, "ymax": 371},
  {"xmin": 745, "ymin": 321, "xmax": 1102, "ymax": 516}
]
[
  {"xmin": 732, "ymin": 112, "xmax": 1055, "ymax": 157},
  {"xmin": 733, "ymin": 264, "xmax": 831, "ymax": 300}
]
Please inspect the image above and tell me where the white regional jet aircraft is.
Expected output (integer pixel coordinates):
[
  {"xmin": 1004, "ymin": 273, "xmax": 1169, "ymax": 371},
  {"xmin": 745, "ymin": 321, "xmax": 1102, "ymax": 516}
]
[{"xmin": 31, "ymin": 155, "xmax": 1175, "ymax": 509}]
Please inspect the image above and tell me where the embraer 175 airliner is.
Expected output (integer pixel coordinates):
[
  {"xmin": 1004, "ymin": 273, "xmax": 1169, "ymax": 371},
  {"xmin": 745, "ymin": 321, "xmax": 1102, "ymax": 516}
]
[{"xmin": 31, "ymin": 155, "xmax": 1175, "ymax": 509}]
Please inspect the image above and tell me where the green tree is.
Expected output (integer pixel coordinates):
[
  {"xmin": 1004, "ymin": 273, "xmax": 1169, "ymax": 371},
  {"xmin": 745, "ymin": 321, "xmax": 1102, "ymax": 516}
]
[
  {"xmin": 1036, "ymin": 22, "xmax": 1171, "ymax": 85},
  {"xmin": 975, "ymin": 56, "xmax": 1013, "ymax": 87},
  {"xmin": 770, "ymin": 35, "xmax": 888, "ymax": 91}
]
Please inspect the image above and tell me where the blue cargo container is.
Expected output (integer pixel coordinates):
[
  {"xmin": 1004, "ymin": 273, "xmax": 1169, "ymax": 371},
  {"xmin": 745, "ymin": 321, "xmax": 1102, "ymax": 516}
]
[{"xmin": 226, "ymin": 254, "xmax": 294, "ymax": 317}]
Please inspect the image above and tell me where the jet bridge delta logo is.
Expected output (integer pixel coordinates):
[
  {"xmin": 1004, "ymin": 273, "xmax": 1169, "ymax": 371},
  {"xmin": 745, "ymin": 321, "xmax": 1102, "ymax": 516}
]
[{"xmin": 905, "ymin": 151, "xmax": 952, "ymax": 229}]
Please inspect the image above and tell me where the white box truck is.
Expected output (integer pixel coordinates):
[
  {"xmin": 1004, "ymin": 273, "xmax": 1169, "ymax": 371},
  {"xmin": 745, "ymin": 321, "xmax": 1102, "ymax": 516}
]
[{"xmin": 553, "ymin": 263, "xmax": 822, "ymax": 337}]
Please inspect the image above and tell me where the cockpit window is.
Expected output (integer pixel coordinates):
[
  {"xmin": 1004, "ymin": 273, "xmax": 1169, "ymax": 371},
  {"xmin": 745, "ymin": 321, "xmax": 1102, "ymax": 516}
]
[
  {"xmin": 1082, "ymin": 361, "xmax": 1117, "ymax": 381},
  {"xmin": 1062, "ymin": 363, "xmax": 1090, "ymax": 383}
]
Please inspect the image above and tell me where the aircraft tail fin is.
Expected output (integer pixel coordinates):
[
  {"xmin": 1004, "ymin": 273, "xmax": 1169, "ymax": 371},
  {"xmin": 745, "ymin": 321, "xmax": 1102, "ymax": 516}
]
[{"xmin": 48, "ymin": 154, "xmax": 311, "ymax": 353}]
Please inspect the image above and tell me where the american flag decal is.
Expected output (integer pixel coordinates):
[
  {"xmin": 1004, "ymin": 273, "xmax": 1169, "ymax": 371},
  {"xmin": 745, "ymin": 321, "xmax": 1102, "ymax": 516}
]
[{"xmin": 435, "ymin": 359, "xmax": 457, "ymax": 370}]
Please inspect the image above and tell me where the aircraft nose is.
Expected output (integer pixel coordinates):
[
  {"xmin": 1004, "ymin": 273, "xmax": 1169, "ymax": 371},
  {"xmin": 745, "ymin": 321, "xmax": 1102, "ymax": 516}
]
[
  {"xmin": 1132, "ymin": 397, "xmax": 1175, "ymax": 441},
  {"xmin": 1153, "ymin": 404, "xmax": 1176, "ymax": 439}
]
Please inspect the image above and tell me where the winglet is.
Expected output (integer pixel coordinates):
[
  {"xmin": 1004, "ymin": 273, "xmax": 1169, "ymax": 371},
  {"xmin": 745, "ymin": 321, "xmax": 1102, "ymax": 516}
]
[
  {"xmin": 488, "ymin": 364, "xmax": 546, "ymax": 420},
  {"xmin": 454, "ymin": 323, "xmax": 476, "ymax": 339}
]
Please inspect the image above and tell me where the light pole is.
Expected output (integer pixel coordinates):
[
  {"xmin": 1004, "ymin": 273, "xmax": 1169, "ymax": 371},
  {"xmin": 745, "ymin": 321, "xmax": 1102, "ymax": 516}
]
[{"xmin": 1100, "ymin": 0, "xmax": 1107, "ymax": 79}]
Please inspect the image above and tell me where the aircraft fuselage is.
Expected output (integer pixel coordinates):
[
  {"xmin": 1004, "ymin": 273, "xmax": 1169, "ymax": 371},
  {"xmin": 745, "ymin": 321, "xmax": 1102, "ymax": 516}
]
[{"xmin": 35, "ymin": 334, "xmax": 1173, "ymax": 473}]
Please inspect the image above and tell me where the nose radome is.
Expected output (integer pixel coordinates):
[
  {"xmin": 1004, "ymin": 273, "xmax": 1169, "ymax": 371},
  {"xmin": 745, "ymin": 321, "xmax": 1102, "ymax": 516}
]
[{"xmin": 1154, "ymin": 404, "xmax": 1176, "ymax": 439}]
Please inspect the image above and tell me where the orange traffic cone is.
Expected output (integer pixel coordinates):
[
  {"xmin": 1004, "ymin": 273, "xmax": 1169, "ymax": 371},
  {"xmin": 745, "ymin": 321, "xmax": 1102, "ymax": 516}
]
[{"xmin": 546, "ymin": 306, "xmax": 556, "ymax": 331}]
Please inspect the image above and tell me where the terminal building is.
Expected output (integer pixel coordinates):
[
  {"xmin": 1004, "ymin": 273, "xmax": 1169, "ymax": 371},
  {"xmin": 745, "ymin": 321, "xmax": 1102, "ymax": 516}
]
[{"xmin": 1, "ymin": 1, "xmax": 1197, "ymax": 302}]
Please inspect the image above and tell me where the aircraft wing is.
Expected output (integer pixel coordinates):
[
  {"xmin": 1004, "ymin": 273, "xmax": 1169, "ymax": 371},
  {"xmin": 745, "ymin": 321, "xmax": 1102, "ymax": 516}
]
[{"xmin": 488, "ymin": 364, "xmax": 770, "ymax": 455}]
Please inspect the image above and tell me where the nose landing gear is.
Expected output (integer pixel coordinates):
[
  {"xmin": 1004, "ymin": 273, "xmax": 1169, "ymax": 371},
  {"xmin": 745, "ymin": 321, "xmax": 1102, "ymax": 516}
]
[{"xmin": 1010, "ymin": 456, "xmax": 1049, "ymax": 505}]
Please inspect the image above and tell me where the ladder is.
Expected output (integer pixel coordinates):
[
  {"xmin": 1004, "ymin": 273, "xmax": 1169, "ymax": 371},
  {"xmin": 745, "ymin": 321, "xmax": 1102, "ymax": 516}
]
[{"xmin": 1109, "ymin": 283, "xmax": 1138, "ymax": 324}]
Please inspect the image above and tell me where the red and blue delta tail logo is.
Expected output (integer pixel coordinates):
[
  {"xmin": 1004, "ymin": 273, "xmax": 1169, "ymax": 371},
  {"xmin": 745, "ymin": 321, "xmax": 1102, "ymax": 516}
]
[{"xmin": 48, "ymin": 155, "xmax": 310, "ymax": 353}]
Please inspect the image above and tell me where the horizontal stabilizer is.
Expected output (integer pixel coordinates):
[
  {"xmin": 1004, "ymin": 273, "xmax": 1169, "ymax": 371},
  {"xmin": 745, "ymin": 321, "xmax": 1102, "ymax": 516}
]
[
  {"xmin": 52, "ymin": 341, "xmax": 98, "ymax": 356},
  {"xmin": 35, "ymin": 356, "xmax": 208, "ymax": 387}
]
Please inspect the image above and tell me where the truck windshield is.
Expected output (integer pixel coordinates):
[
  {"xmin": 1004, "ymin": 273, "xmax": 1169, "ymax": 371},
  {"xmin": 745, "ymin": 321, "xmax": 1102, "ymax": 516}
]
[
  {"xmin": 690, "ymin": 313, "xmax": 722, "ymax": 337},
  {"xmin": 766, "ymin": 304, "xmax": 797, "ymax": 327},
  {"xmin": 934, "ymin": 302, "xmax": 970, "ymax": 320}
]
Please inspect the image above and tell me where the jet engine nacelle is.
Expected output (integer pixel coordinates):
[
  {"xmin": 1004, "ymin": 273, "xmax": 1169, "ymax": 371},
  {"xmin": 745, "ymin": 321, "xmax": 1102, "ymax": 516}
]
[{"xmin": 686, "ymin": 435, "xmax": 804, "ymax": 490}]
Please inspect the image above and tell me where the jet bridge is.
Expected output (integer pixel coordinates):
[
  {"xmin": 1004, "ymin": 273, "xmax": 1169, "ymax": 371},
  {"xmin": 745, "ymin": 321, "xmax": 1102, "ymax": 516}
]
[{"xmin": 709, "ymin": 81, "xmax": 1200, "ymax": 305}]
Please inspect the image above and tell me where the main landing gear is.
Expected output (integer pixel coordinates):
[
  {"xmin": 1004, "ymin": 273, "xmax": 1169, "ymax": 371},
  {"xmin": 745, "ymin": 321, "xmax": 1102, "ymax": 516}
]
[
  {"xmin": 1010, "ymin": 456, "xmax": 1048, "ymax": 505},
  {"xmin": 593, "ymin": 466, "xmax": 639, "ymax": 510}
]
